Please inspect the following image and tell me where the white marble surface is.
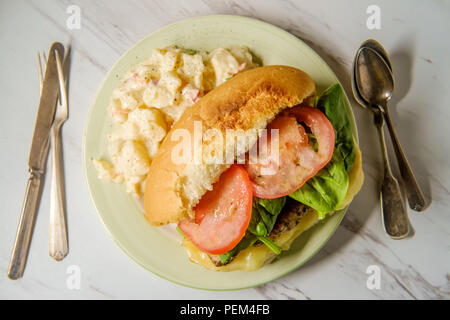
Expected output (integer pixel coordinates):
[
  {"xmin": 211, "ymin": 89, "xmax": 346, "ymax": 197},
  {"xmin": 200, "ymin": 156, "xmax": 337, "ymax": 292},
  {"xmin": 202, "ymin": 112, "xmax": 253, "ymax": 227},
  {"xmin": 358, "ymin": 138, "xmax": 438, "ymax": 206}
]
[{"xmin": 1, "ymin": 0, "xmax": 449, "ymax": 300}]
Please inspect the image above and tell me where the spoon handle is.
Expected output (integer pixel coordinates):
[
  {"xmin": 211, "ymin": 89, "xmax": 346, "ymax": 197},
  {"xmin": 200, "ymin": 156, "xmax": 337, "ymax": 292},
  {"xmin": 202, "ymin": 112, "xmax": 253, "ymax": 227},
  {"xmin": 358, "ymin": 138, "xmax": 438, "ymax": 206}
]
[
  {"xmin": 374, "ymin": 109, "xmax": 410, "ymax": 239},
  {"xmin": 380, "ymin": 102, "xmax": 427, "ymax": 211}
]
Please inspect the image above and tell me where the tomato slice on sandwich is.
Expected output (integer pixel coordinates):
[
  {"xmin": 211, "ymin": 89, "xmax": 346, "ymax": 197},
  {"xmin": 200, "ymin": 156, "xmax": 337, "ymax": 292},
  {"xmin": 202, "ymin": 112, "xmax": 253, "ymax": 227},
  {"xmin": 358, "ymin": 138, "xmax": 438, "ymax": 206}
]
[
  {"xmin": 245, "ymin": 106, "xmax": 335, "ymax": 199},
  {"xmin": 178, "ymin": 164, "xmax": 253, "ymax": 255}
]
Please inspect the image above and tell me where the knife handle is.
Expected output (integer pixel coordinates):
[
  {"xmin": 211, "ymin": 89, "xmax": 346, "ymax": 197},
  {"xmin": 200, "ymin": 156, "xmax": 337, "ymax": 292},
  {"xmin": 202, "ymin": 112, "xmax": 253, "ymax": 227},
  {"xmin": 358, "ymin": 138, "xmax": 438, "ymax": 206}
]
[{"xmin": 8, "ymin": 168, "xmax": 45, "ymax": 279}]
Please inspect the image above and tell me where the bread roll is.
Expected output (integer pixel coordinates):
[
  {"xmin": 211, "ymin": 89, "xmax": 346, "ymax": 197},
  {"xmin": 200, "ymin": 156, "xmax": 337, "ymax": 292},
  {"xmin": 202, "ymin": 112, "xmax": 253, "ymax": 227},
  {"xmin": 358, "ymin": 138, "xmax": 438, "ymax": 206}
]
[{"xmin": 143, "ymin": 65, "xmax": 316, "ymax": 225}]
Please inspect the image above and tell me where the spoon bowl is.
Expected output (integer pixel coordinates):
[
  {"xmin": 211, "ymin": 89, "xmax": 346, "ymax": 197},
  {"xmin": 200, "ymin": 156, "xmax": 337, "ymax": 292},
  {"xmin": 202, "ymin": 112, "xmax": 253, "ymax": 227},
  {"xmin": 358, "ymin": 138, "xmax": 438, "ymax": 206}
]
[
  {"xmin": 361, "ymin": 39, "xmax": 392, "ymax": 70},
  {"xmin": 355, "ymin": 46, "xmax": 394, "ymax": 108},
  {"xmin": 351, "ymin": 39, "xmax": 392, "ymax": 110}
]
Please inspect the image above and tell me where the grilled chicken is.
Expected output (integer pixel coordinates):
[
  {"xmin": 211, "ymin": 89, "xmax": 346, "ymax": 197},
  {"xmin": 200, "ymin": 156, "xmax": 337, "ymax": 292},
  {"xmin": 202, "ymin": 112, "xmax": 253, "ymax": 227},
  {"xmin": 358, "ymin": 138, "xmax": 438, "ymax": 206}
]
[{"xmin": 208, "ymin": 198, "xmax": 313, "ymax": 266}]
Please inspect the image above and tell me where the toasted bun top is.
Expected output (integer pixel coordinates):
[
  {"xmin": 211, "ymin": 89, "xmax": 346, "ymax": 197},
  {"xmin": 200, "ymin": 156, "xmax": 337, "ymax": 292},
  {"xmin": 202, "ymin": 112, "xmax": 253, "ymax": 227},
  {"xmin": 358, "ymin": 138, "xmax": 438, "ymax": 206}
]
[{"xmin": 143, "ymin": 65, "xmax": 316, "ymax": 226}]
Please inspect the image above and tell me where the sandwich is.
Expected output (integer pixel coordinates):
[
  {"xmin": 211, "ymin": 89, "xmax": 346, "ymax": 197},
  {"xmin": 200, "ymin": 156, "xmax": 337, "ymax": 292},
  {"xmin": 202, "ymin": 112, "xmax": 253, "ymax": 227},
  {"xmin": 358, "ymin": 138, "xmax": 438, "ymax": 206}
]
[{"xmin": 143, "ymin": 65, "xmax": 363, "ymax": 271}]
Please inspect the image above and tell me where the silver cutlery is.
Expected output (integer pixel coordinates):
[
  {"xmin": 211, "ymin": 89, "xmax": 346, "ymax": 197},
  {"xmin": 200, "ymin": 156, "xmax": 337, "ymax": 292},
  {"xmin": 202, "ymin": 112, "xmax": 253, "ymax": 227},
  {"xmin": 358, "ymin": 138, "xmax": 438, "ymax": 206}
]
[
  {"xmin": 8, "ymin": 43, "xmax": 65, "ymax": 279},
  {"xmin": 353, "ymin": 45, "xmax": 410, "ymax": 239},
  {"xmin": 353, "ymin": 41, "xmax": 427, "ymax": 212},
  {"xmin": 352, "ymin": 39, "xmax": 392, "ymax": 107},
  {"xmin": 38, "ymin": 49, "xmax": 69, "ymax": 261}
]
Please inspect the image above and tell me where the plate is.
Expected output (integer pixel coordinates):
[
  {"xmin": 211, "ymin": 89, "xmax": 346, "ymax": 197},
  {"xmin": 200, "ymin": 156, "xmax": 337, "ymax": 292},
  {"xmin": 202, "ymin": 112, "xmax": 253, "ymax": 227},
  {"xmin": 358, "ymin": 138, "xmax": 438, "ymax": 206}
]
[{"xmin": 83, "ymin": 15, "xmax": 357, "ymax": 290}]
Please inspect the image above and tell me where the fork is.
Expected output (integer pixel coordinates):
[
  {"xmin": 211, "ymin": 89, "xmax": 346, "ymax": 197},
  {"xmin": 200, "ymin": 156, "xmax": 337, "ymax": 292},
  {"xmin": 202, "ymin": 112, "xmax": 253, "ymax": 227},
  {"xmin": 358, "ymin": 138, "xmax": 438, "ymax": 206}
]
[{"xmin": 38, "ymin": 50, "xmax": 69, "ymax": 261}]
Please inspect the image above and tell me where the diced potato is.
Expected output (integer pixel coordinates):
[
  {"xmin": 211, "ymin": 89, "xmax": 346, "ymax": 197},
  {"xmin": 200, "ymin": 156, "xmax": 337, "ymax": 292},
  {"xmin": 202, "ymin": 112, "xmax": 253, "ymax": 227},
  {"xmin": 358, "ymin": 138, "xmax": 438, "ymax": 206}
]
[
  {"xmin": 209, "ymin": 48, "xmax": 241, "ymax": 86},
  {"xmin": 229, "ymin": 45, "xmax": 256, "ymax": 68},
  {"xmin": 114, "ymin": 140, "xmax": 150, "ymax": 178},
  {"xmin": 150, "ymin": 48, "xmax": 179, "ymax": 73},
  {"xmin": 143, "ymin": 71, "xmax": 182, "ymax": 109},
  {"xmin": 179, "ymin": 53, "xmax": 204, "ymax": 88},
  {"xmin": 119, "ymin": 92, "xmax": 139, "ymax": 111},
  {"xmin": 108, "ymin": 99, "xmax": 128, "ymax": 123},
  {"xmin": 127, "ymin": 107, "xmax": 167, "ymax": 142},
  {"xmin": 92, "ymin": 159, "xmax": 123, "ymax": 183}
]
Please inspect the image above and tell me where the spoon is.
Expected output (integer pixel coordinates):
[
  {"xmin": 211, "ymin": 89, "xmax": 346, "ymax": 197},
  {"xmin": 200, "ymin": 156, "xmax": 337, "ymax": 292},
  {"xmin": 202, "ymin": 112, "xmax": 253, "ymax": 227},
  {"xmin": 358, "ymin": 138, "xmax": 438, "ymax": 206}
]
[
  {"xmin": 353, "ymin": 43, "xmax": 427, "ymax": 212},
  {"xmin": 352, "ymin": 39, "xmax": 392, "ymax": 108},
  {"xmin": 354, "ymin": 46, "xmax": 410, "ymax": 239}
]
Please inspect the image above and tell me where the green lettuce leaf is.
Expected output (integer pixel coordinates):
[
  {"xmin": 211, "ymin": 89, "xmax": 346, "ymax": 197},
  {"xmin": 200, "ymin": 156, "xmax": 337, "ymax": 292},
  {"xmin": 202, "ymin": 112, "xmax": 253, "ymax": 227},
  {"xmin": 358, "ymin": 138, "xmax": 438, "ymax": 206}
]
[
  {"xmin": 289, "ymin": 152, "xmax": 349, "ymax": 219},
  {"xmin": 257, "ymin": 197, "xmax": 286, "ymax": 216},
  {"xmin": 317, "ymin": 83, "xmax": 356, "ymax": 172},
  {"xmin": 219, "ymin": 198, "xmax": 285, "ymax": 263},
  {"xmin": 247, "ymin": 203, "xmax": 283, "ymax": 253}
]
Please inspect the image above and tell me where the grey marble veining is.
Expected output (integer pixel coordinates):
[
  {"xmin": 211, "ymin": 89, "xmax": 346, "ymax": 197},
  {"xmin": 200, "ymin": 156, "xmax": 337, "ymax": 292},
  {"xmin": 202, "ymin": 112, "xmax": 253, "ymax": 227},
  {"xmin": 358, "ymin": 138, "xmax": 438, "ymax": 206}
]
[{"xmin": 0, "ymin": 0, "xmax": 449, "ymax": 299}]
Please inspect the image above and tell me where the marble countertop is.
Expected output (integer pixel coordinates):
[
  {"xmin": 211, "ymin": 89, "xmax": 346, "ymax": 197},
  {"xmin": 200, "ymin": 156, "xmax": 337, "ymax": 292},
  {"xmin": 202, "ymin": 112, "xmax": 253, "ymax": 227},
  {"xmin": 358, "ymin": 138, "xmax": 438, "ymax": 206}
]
[{"xmin": 1, "ymin": 0, "xmax": 449, "ymax": 299}]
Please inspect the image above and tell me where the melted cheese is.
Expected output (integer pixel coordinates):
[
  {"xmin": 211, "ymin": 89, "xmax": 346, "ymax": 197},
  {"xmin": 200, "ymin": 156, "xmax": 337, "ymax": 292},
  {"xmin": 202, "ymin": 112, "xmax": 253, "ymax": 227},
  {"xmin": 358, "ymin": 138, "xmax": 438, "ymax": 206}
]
[
  {"xmin": 183, "ymin": 209, "xmax": 319, "ymax": 271},
  {"xmin": 338, "ymin": 144, "xmax": 364, "ymax": 210}
]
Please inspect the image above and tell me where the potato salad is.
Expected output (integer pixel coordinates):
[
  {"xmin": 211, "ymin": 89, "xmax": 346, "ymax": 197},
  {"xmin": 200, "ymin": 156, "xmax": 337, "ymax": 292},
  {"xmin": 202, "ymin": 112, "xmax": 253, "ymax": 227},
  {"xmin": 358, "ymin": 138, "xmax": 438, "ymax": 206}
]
[{"xmin": 93, "ymin": 46, "xmax": 258, "ymax": 197}]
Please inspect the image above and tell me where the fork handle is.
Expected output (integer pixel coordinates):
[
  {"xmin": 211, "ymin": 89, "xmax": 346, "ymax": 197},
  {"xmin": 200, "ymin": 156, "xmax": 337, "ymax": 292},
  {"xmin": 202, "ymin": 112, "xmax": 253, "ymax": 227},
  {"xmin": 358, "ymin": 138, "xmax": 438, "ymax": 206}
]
[
  {"xmin": 374, "ymin": 108, "xmax": 410, "ymax": 239},
  {"xmin": 49, "ymin": 125, "xmax": 68, "ymax": 261},
  {"xmin": 381, "ymin": 103, "xmax": 428, "ymax": 212}
]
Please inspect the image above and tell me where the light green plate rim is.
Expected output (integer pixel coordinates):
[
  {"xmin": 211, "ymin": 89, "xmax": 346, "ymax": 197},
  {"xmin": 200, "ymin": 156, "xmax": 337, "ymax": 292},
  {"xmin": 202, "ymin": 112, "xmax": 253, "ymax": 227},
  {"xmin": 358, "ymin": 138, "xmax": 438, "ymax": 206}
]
[{"xmin": 83, "ymin": 15, "xmax": 358, "ymax": 291}]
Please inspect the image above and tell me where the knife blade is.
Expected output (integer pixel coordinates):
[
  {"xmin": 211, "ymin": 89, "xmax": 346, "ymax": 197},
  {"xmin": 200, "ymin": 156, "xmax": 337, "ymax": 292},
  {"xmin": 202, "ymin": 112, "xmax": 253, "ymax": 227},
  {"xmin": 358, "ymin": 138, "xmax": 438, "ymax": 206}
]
[
  {"xmin": 8, "ymin": 42, "xmax": 65, "ymax": 280},
  {"xmin": 29, "ymin": 42, "xmax": 65, "ymax": 170}
]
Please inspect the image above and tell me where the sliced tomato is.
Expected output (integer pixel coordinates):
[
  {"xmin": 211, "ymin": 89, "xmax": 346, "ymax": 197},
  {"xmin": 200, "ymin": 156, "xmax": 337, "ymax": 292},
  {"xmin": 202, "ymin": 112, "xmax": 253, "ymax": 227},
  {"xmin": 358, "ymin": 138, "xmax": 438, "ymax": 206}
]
[
  {"xmin": 178, "ymin": 164, "xmax": 253, "ymax": 255},
  {"xmin": 245, "ymin": 106, "xmax": 335, "ymax": 198}
]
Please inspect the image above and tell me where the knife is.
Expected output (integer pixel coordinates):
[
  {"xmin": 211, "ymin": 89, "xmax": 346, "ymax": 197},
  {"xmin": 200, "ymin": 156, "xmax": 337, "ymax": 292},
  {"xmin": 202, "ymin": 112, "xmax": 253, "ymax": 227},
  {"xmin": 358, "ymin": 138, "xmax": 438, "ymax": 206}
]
[{"xmin": 8, "ymin": 42, "xmax": 65, "ymax": 280}]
